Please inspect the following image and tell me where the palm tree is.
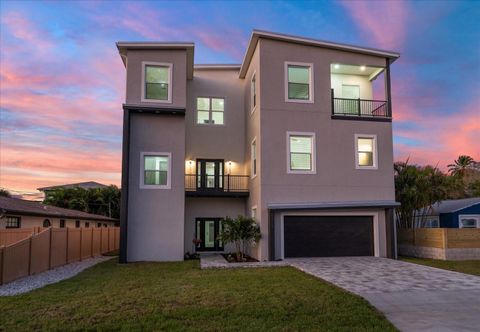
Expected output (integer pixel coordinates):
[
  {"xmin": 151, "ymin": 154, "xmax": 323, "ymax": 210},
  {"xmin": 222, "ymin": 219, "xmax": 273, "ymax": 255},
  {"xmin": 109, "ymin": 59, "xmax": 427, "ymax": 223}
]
[{"xmin": 448, "ymin": 155, "xmax": 474, "ymax": 177}]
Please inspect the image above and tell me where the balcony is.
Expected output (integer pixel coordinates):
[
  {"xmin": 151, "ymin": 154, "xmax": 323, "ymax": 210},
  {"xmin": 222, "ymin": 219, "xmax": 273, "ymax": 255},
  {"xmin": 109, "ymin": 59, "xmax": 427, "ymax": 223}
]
[
  {"xmin": 331, "ymin": 95, "xmax": 391, "ymax": 120},
  {"xmin": 185, "ymin": 174, "xmax": 249, "ymax": 197}
]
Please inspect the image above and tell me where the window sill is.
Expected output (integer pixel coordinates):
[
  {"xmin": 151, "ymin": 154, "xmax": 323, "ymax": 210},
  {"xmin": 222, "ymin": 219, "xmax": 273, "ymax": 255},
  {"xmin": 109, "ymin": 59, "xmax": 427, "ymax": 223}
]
[
  {"xmin": 140, "ymin": 98, "xmax": 172, "ymax": 104},
  {"xmin": 285, "ymin": 99, "xmax": 314, "ymax": 104}
]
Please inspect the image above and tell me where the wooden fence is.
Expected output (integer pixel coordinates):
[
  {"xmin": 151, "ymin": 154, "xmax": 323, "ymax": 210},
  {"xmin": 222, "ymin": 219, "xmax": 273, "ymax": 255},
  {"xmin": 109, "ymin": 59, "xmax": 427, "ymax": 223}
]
[
  {"xmin": 398, "ymin": 228, "xmax": 480, "ymax": 249},
  {"xmin": 0, "ymin": 227, "xmax": 119, "ymax": 285},
  {"xmin": 0, "ymin": 228, "xmax": 45, "ymax": 247}
]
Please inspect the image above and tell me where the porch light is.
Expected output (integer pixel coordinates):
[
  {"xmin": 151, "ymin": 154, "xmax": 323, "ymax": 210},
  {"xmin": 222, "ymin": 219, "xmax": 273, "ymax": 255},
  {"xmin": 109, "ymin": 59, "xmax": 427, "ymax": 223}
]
[
  {"xmin": 227, "ymin": 161, "xmax": 232, "ymax": 174},
  {"xmin": 360, "ymin": 66, "xmax": 366, "ymax": 71},
  {"xmin": 334, "ymin": 64, "xmax": 340, "ymax": 69}
]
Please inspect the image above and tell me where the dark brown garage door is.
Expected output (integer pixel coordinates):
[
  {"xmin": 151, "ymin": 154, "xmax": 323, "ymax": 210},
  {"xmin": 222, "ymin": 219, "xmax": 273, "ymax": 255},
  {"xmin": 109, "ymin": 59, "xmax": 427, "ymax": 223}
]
[{"xmin": 284, "ymin": 216, "xmax": 374, "ymax": 257}]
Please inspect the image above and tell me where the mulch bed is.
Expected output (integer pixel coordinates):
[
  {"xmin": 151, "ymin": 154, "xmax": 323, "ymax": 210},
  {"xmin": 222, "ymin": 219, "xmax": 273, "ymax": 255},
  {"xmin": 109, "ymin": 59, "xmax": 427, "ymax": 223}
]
[{"xmin": 222, "ymin": 253, "xmax": 258, "ymax": 263}]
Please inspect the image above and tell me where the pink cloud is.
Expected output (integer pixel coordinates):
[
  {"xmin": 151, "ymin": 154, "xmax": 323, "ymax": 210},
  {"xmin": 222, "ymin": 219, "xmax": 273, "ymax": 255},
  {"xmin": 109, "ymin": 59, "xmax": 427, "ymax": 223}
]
[{"xmin": 339, "ymin": 1, "xmax": 409, "ymax": 50}]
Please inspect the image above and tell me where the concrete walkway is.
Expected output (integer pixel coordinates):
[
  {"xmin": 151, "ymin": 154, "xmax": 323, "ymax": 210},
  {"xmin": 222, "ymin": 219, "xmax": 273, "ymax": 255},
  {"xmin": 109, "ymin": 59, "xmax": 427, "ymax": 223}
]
[{"xmin": 286, "ymin": 257, "xmax": 480, "ymax": 332}]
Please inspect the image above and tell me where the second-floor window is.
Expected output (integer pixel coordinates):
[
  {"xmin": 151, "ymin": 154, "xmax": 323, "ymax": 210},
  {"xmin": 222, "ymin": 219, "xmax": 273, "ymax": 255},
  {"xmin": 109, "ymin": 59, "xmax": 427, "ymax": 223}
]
[
  {"xmin": 251, "ymin": 73, "xmax": 256, "ymax": 111},
  {"xmin": 287, "ymin": 132, "xmax": 316, "ymax": 174},
  {"xmin": 285, "ymin": 62, "xmax": 313, "ymax": 102},
  {"xmin": 141, "ymin": 152, "xmax": 171, "ymax": 189},
  {"xmin": 143, "ymin": 62, "xmax": 172, "ymax": 103},
  {"xmin": 355, "ymin": 135, "xmax": 377, "ymax": 169},
  {"xmin": 196, "ymin": 97, "xmax": 224, "ymax": 125}
]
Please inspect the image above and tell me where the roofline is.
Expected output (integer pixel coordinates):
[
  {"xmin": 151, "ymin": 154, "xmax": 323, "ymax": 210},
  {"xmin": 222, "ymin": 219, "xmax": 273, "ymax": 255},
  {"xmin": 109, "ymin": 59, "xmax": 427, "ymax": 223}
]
[
  {"xmin": 116, "ymin": 41, "xmax": 195, "ymax": 79},
  {"xmin": 194, "ymin": 64, "xmax": 241, "ymax": 70},
  {"xmin": 451, "ymin": 201, "xmax": 480, "ymax": 213},
  {"xmin": 267, "ymin": 200, "xmax": 400, "ymax": 211},
  {"xmin": 2, "ymin": 208, "xmax": 118, "ymax": 222},
  {"xmin": 239, "ymin": 29, "xmax": 401, "ymax": 78},
  {"xmin": 37, "ymin": 181, "xmax": 108, "ymax": 191}
]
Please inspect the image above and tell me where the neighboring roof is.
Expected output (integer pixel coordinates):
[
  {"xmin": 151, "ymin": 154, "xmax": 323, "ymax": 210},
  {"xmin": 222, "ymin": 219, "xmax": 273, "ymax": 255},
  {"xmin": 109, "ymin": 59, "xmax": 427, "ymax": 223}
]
[
  {"xmin": 116, "ymin": 42, "xmax": 195, "ymax": 79},
  {"xmin": 0, "ymin": 197, "xmax": 117, "ymax": 222},
  {"xmin": 419, "ymin": 197, "xmax": 480, "ymax": 216},
  {"xmin": 239, "ymin": 29, "xmax": 401, "ymax": 78},
  {"xmin": 37, "ymin": 181, "xmax": 108, "ymax": 192},
  {"xmin": 268, "ymin": 200, "xmax": 400, "ymax": 211}
]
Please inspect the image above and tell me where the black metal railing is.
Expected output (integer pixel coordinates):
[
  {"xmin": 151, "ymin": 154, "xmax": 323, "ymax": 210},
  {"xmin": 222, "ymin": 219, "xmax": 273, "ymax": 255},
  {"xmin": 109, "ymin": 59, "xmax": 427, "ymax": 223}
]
[
  {"xmin": 331, "ymin": 90, "xmax": 390, "ymax": 118},
  {"xmin": 185, "ymin": 174, "xmax": 249, "ymax": 193}
]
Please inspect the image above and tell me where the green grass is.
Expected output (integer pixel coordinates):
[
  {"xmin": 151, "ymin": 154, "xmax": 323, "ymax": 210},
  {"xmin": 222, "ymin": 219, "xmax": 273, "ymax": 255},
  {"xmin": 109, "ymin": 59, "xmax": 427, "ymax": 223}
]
[
  {"xmin": 0, "ymin": 259, "xmax": 396, "ymax": 331},
  {"xmin": 400, "ymin": 256, "xmax": 480, "ymax": 276}
]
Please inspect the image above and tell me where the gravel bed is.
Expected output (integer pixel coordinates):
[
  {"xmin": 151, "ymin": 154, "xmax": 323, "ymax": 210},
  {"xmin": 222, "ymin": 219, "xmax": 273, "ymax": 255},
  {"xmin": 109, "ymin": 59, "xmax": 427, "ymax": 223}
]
[
  {"xmin": 200, "ymin": 254, "xmax": 288, "ymax": 269},
  {"xmin": 0, "ymin": 256, "xmax": 114, "ymax": 296}
]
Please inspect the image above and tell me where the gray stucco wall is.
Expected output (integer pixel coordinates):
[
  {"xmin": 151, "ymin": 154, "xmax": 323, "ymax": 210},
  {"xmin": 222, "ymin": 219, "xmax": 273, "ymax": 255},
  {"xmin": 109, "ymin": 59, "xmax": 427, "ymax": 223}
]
[{"xmin": 127, "ymin": 113, "xmax": 186, "ymax": 261}]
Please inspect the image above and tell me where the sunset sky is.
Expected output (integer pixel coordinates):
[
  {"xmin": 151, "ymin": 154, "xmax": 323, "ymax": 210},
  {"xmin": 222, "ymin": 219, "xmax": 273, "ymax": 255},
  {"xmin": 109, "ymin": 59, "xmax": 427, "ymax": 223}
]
[{"xmin": 1, "ymin": 0, "xmax": 479, "ymax": 198}]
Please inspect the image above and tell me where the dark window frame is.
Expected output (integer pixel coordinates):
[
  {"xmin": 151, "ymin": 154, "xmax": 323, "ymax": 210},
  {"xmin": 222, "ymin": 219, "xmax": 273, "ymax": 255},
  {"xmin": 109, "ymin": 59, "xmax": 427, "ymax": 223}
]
[{"xmin": 5, "ymin": 216, "xmax": 21, "ymax": 229}]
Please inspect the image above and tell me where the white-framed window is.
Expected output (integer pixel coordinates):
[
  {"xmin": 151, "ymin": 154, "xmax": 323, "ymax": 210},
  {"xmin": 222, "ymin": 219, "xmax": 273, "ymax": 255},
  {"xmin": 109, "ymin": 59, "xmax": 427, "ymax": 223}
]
[
  {"xmin": 140, "ymin": 152, "xmax": 172, "ymax": 189},
  {"xmin": 196, "ymin": 97, "xmax": 225, "ymax": 125},
  {"xmin": 251, "ymin": 72, "xmax": 257, "ymax": 112},
  {"xmin": 285, "ymin": 62, "xmax": 314, "ymax": 103},
  {"xmin": 459, "ymin": 215, "xmax": 480, "ymax": 228},
  {"xmin": 5, "ymin": 216, "xmax": 20, "ymax": 229},
  {"xmin": 355, "ymin": 134, "xmax": 378, "ymax": 169},
  {"xmin": 141, "ymin": 62, "xmax": 172, "ymax": 103},
  {"xmin": 251, "ymin": 138, "xmax": 257, "ymax": 178},
  {"xmin": 251, "ymin": 206, "xmax": 257, "ymax": 220},
  {"xmin": 287, "ymin": 132, "xmax": 316, "ymax": 174}
]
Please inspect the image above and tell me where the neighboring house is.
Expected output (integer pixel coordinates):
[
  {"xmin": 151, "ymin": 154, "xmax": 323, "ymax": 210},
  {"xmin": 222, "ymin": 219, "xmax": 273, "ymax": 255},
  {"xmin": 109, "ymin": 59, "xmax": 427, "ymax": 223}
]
[
  {"xmin": 416, "ymin": 197, "xmax": 480, "ymax": 228},
  {"xmin": 117, "ymin": 29, "xmax": 400, "ymax": 262},
  {"xmin": 38, "ymin": 181, "xmax": 108, "ymax": 199},
  {"xmin": 0, "ymin": 197, "xmax": 117, "ymax": 229}
]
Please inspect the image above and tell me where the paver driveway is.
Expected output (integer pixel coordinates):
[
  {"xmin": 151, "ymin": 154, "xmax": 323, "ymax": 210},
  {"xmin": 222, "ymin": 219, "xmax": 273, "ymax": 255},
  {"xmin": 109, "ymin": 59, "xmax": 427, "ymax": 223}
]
[{"xmin": 286, "ymin": 257, "xmax": 480, "ymax": 332}]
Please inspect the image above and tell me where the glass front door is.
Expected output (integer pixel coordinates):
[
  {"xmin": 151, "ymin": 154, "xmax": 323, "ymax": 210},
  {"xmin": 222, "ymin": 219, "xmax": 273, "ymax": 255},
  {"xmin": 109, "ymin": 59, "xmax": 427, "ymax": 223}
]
[
  {"xmin": 195, "ymin": 218, "xmax": 223, "ymax": 251},
  {"xmin": 196, "ymin": 159, "xmax": 224, "ymax": 191}
]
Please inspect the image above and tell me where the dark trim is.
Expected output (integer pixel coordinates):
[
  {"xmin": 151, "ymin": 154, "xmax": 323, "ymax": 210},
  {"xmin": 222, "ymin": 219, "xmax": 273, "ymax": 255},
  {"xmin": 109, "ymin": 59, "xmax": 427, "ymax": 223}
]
[
  {"xmin": 268, "ymin": 201, "xmax": 400, "ymax": 211},
  {"xmin": 119, "ymin": 109, "xmax": 130, "ymax": 264},
  {"xmin": 195, "ymin": 218, "xmax": 224, "ymax": 252},
  {"xmin": 268, "ymin": 210, "xmax": 275, "ymax": 261},
  {"xmin": 186, "ymin": 191, "xmax": 249, "ymax": 198},
  {"xmin": 385, "ymin": 58, "xmax": 393, "ymax": 119},
  {"xmin": 385, "ymin": 208, "xmax": 397, "ymax": 259},
  {"xmin": 122, "ymin": 104, "xmax": 185, "ymax": 116},
  {"xmin": 331, "ymin": 115, "xmax": 392, "ymax": 123}
]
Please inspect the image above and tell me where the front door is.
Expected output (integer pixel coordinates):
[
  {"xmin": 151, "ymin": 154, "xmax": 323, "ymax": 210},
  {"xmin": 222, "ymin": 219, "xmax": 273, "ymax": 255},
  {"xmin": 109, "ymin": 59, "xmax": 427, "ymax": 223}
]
[
  {"xmin": 196, "ymin": 159, "xmax": 224, "ymax": 191},
  {"xmin": 195, "ymin": 218, "xmax": 223, "ymax": 251}
]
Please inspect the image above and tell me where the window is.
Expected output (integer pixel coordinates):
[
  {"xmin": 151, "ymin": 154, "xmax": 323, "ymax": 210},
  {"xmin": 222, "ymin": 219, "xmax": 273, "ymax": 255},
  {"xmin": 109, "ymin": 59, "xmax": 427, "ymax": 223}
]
[
  {"xmin": 142, "ymin": 62, "xmax": 172, "ymax": 103},
  {"xmin": 75, "ymin": 220, "xmax": 80, "ymax": 228},
  {"xmin": 5, "ymin": 216, "xmax": 20, "ymax": 229},
  {"xmin": 43, "ymin": 219, "xmax": 51, "ymax": 228},
  {"xmin": 59, "ymin": 219, "xmax": 65, "ymax": 228},
  {"xmin": 251, "ymin": 138, "xmax": 257, "ymax": 177},
  {"xmin": 103, "ymin": 223, "xmax": 108, "ymax": 227},
  {"xmin": 287, "ymin": 132, "xmax": 316, "ymax": 173},
  {"xmin": 459, "ymin": 215, "xmax": 480, "ymax": 228},
  {"xmin": 97, "ymin": 223, "xmax": 101, "ymax": 228},
  {"xmin": 140, "ymin": 152, "xmax": 171, "ymax": 189},
  {"xmin": 285, "ymin": 62, "xmax": 313, "ymax": 102},
  {"xmin": 196, "ymin": 97, "xmax": 224, "ymax": 125},
  {"xmin": 251, "ymin": 72, "xmax": 257, "ymax": 111},
  {"xmin": 355, "ymin": 134, "xmax": 377, "ymax": 169},
  {"xmin": 85, "ymin": 222, "xmax": 90, "ymax": 228},
  {"xmin": 424, "ymin": 218, "xmax": 439, "ymax": 228}
]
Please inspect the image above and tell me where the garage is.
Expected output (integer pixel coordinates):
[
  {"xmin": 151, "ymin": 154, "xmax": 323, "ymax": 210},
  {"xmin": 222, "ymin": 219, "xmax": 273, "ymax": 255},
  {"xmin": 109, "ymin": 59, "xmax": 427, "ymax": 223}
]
[{"xmin": 284, "ymin": 216, "xmax": 374, "ymax": 257}]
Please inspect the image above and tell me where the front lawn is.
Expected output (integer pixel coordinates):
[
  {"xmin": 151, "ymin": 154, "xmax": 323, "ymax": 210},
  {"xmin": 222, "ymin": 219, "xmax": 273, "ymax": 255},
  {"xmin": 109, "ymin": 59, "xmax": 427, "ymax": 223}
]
[
  {"xmin": 400, "ymin": 256, "xmax": 480, "ymax": 276},
  {"xmin": 0, "ymin": 259, "xmax": 395, "ymax": 331}
]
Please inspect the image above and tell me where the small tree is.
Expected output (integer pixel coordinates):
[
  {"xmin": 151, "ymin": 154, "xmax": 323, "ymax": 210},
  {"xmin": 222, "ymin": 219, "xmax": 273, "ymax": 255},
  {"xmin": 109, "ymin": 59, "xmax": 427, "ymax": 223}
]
[
  {"xmin": 0, "ymin": 188, "xmax": 11, "ymax": 197},
  {"xmin": 218, "ymin": 215, "xmax": 261, "ymax": 261}
]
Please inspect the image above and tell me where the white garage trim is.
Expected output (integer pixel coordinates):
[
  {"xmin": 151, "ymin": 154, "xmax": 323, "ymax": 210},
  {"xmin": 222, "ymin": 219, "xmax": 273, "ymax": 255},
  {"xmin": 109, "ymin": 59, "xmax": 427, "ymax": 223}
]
[{"xmin": 280, "ymin": 211, "xmax": 380, "ymax": 259}]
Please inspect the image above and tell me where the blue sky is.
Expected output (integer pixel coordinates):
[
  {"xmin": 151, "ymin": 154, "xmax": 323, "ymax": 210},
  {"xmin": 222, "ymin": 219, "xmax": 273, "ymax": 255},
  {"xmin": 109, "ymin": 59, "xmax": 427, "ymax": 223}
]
[{"xmin": 0, "ymin": 0, "xmax": 479, "ymax": 196}]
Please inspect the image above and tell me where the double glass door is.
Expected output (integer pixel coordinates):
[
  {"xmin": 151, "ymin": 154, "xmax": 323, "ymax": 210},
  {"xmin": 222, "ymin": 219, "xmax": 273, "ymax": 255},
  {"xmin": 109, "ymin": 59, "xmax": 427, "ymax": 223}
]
[
  {"xmin": 196, "ymin": 159, "xmax": 224, "ymax": 191},
  {"xmin": 195, "ymin": 218, "xmax": 223, "ymax": 251}
]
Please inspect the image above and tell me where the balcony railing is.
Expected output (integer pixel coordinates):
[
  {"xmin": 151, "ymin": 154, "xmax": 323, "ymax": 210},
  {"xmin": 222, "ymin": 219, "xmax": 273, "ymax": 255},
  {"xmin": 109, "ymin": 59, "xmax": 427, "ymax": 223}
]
[
  {"xmin": 185, "ymin": 174, "xmax": 249, "ymax": 196},
  {"xmin": 331, "ymin": 93, "xmax": 390, "ymax": 119}
]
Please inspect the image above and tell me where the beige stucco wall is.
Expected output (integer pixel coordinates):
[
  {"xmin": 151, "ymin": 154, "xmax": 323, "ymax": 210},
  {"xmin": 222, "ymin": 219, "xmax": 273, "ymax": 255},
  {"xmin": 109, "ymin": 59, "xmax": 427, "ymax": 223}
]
[
  {"xmin": 330, "ymin": 73, "xmax": 373, "ymax": 99},
  {"xmin": 125, "ymin": 49, "xmax": 187, "ymax": 108},
  {"xmin": 127, "ymin": 113, "xmax": 186, "ymax": 261},
  {"xmin": 0, "ymin": 215, "xmax": 115, "ymax": 229}
]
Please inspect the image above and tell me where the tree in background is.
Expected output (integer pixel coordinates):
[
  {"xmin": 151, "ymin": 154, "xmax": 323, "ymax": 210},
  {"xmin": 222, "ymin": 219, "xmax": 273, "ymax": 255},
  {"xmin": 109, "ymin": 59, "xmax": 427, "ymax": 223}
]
[
  {"xmin": 448, "ymin": 155, "xmax": 474, "ymax": 177},
  {"xmin": 0, "ymin": 188, "xmax": 11, "ymax": 197},
  {"xmin": 43, "ymin": 185, "xmax": 121, "ymax": 218}
]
